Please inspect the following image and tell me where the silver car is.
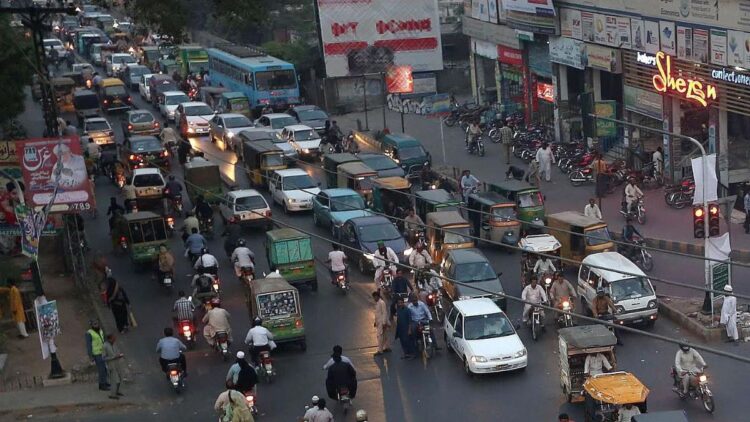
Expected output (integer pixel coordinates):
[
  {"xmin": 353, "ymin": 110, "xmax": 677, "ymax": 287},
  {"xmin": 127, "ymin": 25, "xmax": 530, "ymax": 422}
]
[{"xmin": 209, "ymin": 113, "xmax": 254, "ymax": 151}]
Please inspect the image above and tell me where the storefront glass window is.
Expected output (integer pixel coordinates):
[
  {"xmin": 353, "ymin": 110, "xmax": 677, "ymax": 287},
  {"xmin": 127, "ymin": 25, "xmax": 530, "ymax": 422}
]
[{"xmin": 727, "ymin": 111, "xmax": 750, "ymax": 171}]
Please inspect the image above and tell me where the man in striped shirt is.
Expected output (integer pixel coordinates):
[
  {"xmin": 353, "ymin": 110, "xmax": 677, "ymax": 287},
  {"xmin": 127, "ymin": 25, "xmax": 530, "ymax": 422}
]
[{"xmin": 173, "ymin": 290, "xmax": 195, "ymax": 322}]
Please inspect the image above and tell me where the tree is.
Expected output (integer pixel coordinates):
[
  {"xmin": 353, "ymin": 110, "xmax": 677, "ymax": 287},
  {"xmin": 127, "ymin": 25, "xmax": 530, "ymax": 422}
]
[
  {"xmin": 130, "ymin": 0, "xmax": 189, "ymax": 42},
  {"xmin": 262, "ymin": 40, "xmax": 319, "ymax": 74},
  {"xmin": 0, "ymin": 17, "xmax": 33, "ymax": 126}
]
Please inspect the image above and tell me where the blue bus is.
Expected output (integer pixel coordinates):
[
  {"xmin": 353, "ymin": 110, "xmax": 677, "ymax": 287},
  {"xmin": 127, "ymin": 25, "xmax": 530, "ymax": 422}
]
[{"xmin": 207, "ymin": 44, "xmax": 300, "ymax": 113}]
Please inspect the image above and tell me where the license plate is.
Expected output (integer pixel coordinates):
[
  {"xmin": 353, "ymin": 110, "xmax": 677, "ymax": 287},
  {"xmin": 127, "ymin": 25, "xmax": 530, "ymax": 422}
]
[
  {"xmin": 494, "ymin": 364, "xmax": 508, "ymax": 370},
  {"xmin": 113, "ymin": 99, "xmax": 121, "ymax": 104},
  {"xmin": 631, "ymin": 318, "xmax": 643, "ymax": 324},
  {"xmin": 164, "ymin": 277, "xmax": 172, "ymax": 285}
]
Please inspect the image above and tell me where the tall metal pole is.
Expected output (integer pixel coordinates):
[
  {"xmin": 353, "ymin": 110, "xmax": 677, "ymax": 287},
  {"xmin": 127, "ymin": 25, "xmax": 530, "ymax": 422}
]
[
  {"xmin": 381, "ymin": 71, "xmax": 387, "ymax": 130},
  {"xmin": 362, "ymin": 75, "xmax": 369, "ymax": 131}
]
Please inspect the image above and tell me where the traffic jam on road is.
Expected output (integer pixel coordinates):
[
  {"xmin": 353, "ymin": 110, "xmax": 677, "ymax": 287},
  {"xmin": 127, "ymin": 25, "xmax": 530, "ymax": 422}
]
[{"xmin": 19, "ymin": 1, "xmax": 747, "ymax": 421}]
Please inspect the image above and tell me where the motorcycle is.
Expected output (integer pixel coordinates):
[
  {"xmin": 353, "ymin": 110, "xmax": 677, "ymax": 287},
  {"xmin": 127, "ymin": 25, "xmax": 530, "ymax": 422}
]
[
  {"xmin": 671, "ymin": 369, "xmax": 715, "ymax": 413},
  {"xmin": 164, "ymin": 192, "xmax": 183, "ymax": 217},
  {"xmin": 620, "ymin": 197, "xmax": 646, "ymax": 224},
  {"xmin": 160, "ymin": 270, "xmax": 174, "ymax": 291},
  {"xmin": 119, "ymin": 235, "xmax": 128, "ymax": 253},
  {"xmin": 569, "ymin": 167, "xmax": 594, "ymax": 186},
  {"xmin": 213, "ymin": 330, "xmax": 230, "ymax": 361},
  {"xmin": 337, "ymin": 386, "xmax": 353, "ymax": 414},
  {"xmin": 115, "ymin": 172, "xmax": 126, "ymax": 189},
  {"xmin": 379, "ymin": 268, "xmax": 393, "ymax": 295},
  {"xmin": 665, "ymin": 187, "xmax": 695, "ymax": 209},
  {"xmin": 165, "ymin": 216, "xmax": 176, "ymax": 237},
  {"xmin": 539, "ymin": 272, "xmax": 554, "ymax": 298},
  {"xmin": 556, "ymin": 297, "xmax": 574, "ymax": 328},
  {"xmin": 239, "ymin": 266, "xmax": 254, "ymax": 286},
  {"xmin": 529, "ymin": 303, "xmax": 546, "ymax": 341},
  {"xmin": 416, "ymin": 321, "xmax": 435, "ymax": 359},
  {"xmin": 243, "ymin": 389, "xmax": 259, "ymax": 416},
  {"xmin": 258, "ymin": 350, "xmax": 275, "ymax": 383},
  {"xmin": 166, "ymin": 361, "xmax": 185, "ymax": 394},
  {"xmin": 178, "ymin": 319, "xmax": 195, "ymax": 349},
  {"xmin": 620, "ymin": 238, "xmax": 654, "ymax": 271},
  {"xmin": 334, "ymin": 269, "xmax": 349, "ymax": 294},
  {"xmin": 466, "ymin": 132, "xmax": 485, "ymax": 157},
  {"xmin": 199, "ymin": 216, "xmax": 214, "ymax": 238},
  {"xmin": 425, "ymin": 288, "xmax": 444, "ymax": 322}
]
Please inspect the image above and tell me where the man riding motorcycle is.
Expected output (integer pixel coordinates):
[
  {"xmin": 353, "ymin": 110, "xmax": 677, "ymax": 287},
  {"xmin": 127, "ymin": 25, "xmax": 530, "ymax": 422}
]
[
  {"xmin": 156, "ymin": 244, "xmax": 175, "ymax": 283},
  {"xmin": 326, "ymin": 243, "xmax": 347, "ymax": 285},
  {"xmin": 521, "ymin": 277, "xmax": 548, "ymax": 324},
  {"xmin": 244, "ymin": 317, "xmax": 275, "ymax": 366},
  {"xmin": 193, "ymin": 195, "xmax": 214, "ymax": 232},
  {"xmin": 221, "ymin": 221, "xmax": 242, "ymax": 257},
  {"xmin": 674, "ymin": 342, "xmax": 707, "ymax": 397},
  {"xmin": 592, "ymin": 288, "xmax": 621, "ymax": 344},
  {"xmin": 459, "ymin": 170, "xmax": 480, "ymax": 203},
  {"xmin": 621, "ymin": 218, "xmax": 643, "ymax": 261},
  {"xmin": 403, "ymin": 208, "xmax": 424, "ymax": 246},
  {"xmin": 193, "ymin": 248, "xmax": 218, "ymax": 275},
  {"xmin": 548, "ymin": 272, "xmax": 577, "ymax": 309},
  {"xmin": 183, "ymin": 228, "xmax": 207, "ymax": 263},
  {"xmin": 202, "ymin": 301, "xmax": 232, "ymax": 347},
  {"xmin": 182, "ymin": 212, "xmax": 200, "ymax": 242},
  {"xmin": 533, "ymin": 256, "xmax": 557, "ymax": 280},
  {"xmin": 231, "ymin": 239, "xmax": 255, "ymax": 279},
  {"xmin": 164, "ymin": 175, "xmax": 183, "ymax": 212},
  {"xmin": 624, "ymin": 178, "xmax": 644, "ymax": 215},
  {"xmin": 156, "ymin": 327, "xmax": 188, "ymax": 375},
  {"xmin": 226, "ymin": 351, "xmax": 258, "ymax": 394},
  {"xmin": 373, "ymin": 241, "xmax": 398, "ymax": 286}
]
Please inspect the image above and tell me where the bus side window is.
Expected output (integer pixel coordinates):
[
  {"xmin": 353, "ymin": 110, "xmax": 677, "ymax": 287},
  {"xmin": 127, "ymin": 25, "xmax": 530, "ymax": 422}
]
[{"xmin": 244, "ymin": 73, "xmax": 253, "ymax": 87}]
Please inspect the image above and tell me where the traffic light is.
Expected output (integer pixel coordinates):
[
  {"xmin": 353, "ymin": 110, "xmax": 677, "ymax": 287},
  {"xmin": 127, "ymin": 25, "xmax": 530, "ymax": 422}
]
[
  {"xmin": 708, "ymin": 203, "xmax": 720, "ymax": 237},
  {"xmin": 693, "ymin": 205, "xmax": 705, "ymax": 238}
]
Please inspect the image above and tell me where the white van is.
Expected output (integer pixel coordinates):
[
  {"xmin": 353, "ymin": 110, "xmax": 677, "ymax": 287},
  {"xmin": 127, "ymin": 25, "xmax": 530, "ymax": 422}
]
[{"xmin": 577, "ymin": 252, "xmax": 658, "ymax": 327}]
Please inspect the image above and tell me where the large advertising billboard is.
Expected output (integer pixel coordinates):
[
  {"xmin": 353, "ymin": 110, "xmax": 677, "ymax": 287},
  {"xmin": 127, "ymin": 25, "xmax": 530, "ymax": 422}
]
[
  {"xmin": 316, "ymin": 0, "xmax": 444, "ymax": 77},
  {"xmin": 16, "ymin": 136, "xmax": 95, "ymax": 212}
]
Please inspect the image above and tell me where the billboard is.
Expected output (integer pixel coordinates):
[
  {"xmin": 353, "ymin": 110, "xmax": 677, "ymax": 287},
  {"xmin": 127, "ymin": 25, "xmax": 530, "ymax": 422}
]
[
  {"xmin": 316, "ymin": 0, "xmax": 444, "ymax": 78},
  {"xmin": 16, "ymin": 136, "xmax": 95, "ymax": 212}
]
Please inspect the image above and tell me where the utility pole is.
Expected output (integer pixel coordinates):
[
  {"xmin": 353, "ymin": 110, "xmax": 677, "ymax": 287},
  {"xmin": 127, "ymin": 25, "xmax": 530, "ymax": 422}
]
[{"xmin": 0, "ymin": 3, "xmax": 77, "ymax": 136}]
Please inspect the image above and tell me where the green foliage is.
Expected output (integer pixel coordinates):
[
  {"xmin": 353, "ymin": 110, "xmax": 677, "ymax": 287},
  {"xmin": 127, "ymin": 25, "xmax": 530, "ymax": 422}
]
[
  {"xmin": 0, "ymin": 17, "xmax": 33, "ymax": 126},
  {"xmin": 131, "ymin": 0, "xmax": 189, "ymax": 42},
  {"xmin": 262, "ymin": 40, "xmax": 318, "ymax": 73}
]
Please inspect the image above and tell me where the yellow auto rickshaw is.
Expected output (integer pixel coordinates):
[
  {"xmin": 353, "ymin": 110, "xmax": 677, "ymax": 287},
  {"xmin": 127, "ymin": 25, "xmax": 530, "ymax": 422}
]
[
  {"xmin": 547, "ymin": 211, "xmax": 615, "ymax": 266},
  {"xmin": 337, "ymin": 161, "xmax": 377, "ymax": 200},
  {"xmin": 52, "ymin": 77, "xmax": 76, "ymax": 112},
  {"xmin": 466, "ymin": 191, "xmax": 521, "ymax": 248},
  {"xmin": 241, "ymin": 140, "xmax": 286, "ymax": 188},
  {"xmin": 425, "ymin": 210, "xmax": 474, "ymax": 265},
  {"xmin": 583, "ymin": 372, "xmax": 649, "ymax": 422}
]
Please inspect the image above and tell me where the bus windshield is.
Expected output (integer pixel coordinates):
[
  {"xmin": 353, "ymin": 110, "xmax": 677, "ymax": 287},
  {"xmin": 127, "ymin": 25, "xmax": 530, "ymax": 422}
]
[{"xmin": 255, "ymin": 70, "xmax": 296, "ymax": 90}]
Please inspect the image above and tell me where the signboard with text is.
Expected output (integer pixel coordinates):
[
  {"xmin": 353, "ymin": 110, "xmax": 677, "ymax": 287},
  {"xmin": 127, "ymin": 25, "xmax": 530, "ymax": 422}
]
[{"xmin": 595, "ymin": 101, "xmax": 617, "ymax": 137}]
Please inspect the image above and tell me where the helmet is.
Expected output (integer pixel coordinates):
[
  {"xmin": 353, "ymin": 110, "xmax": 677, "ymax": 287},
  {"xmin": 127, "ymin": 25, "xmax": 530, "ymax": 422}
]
[
  {"xmin": 237, "ymin": 239, "xmax": 246, "ymax": 247},
  {"xmin": 200, "ymin": 247, "xmax": 208, "ymax": 255},
  {"xmin": 253, "ymin": 317, "xmax": 262, "ymax": 327},
  {"xmin": 355, "ymin": 410, "xmax": 368, "ymax": 422},
  {"xmin": 236, "ymin": 351, "xmax": 245, "ymax": 359}
]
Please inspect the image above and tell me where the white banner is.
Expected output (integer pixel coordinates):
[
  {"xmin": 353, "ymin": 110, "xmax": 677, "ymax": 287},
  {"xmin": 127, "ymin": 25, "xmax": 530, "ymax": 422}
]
[
  {"xmin": 500, "ymin": 0, "xmax": 555, "ymax": 16},
  {"xmin": 644, "ymin": 20, "xmax": 660, "ymax": 54},
  {"xmin": 630, "ymin": 18, "xmax": 644, "ymax": 51},
  {"xmin": 710, "ymin": 29, "xmax": 728, "ymax": 66},
  {"xmin": 659, "ymin": 21, "xmax": 676, "ymax": 55},
  {"xmin": 691, "ymin": 153, "xmax": 718, "ymax": 205},
  {"xmin": 560, "ymin": 8, "xmax": 582, "ymax": 40},
  {"xmin": 317, "ymin": 0, "xmax": 444, "ymax": 78}
]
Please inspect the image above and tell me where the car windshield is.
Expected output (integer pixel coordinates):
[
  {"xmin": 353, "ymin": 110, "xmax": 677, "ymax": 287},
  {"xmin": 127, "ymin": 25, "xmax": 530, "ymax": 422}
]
[
  {"xmin": 44, "ymin": 40, "xmax": 62, "ymax": 47},
  {"xmin": 331, "ymin": 195, "xmax": 365, "ymax": 212},
  {"xmin": 491, "ymin": 206, "xmax": 516, "ymax": 221},
  {"xmin": 131, "ymin": 138, "xmax": 162, "ymax": 151},
  {"xmin": 362, "ymin": 156, "xmax": 397, "ymax": 170},
  {"xmin": 282, "ymin": 175, "xmax": 316, "ymax": 190},
  {"xmin": 105, "ymin": 85, "xmax": 126, "ymax": 96},
  {"xmin": 455, "ymin": 261, "xmax": 496, "ymax": 282},
  {"xmin": 585, "ymin": 227, "xmax": 612, "ymax": 246},
  {"xmin": 464, "ymin": 313, "xmax": 515, "ymax": 340},
  {"xmin": 293, "ymin": 129, "xmax": 319, "ymax": 141},
  {"xmin": 224, "ymin": 116, "xmax": 252, "ymax": 128},
  {"xmin": 86, "ymin": 121, "xmax": 110, "ymax": 131},
  {"xmin": 185, "ymin": 105, "xmax": 213, "ymax": 116},
  {"xmin": 359, "ymin": 223, "xmax": 401, "ymax": 242},
  {"xmin": 398, "ymin": 145, "xmax": 427, "ymax": 160},
  {"xmin": 518, "ymin": 191, "xmax": 543, "ymax": 208},
  {"xmin": 297, "ymin": 109, "xmax": 328, "ymax": 121},
  {"xmin": 609, "ymin": 277, "xmax": 654, "ymax": 302},
  {"xmin": 229, "ymin": 98, "xmax": 250, "ymax": 111},
  {"xmin": 270, "ymin": 117, "xmax": 297, "ymax": 129},
  {"xmin": 262, "ymin": 154, "xmax": 283, "ymax": 167},
  {"xmin": 235, "ymin": 195, "xmax": 267, "ymax": 211},
  {"xmin": 165, "ymin": 95, "xmax": 189, "ymax": 105},
  {"xmin": 255, "ymin": 70, "xmax": 296, "ymax": 90},
  {"xmin": 113, "ymin": 55, "xmax": 135, "ymax": 64},
  {"xmin": 444, "ymin": 227, "xmax": 472, "ymax": 244},
  {"xmin": 130, "ymin": 112, "xmax": 153, "ymax": 123},
  {"xmin": 133, "ymin": 174, "xmax": 163, "ymax": 187},
  {"xmin": 129, "ymin": 67, "xmax": 148, "ymax": 76}
]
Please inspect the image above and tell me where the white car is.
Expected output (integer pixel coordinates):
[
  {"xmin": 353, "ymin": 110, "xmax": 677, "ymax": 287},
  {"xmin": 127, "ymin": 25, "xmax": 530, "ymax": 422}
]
[
  {"xmin": 209, "ymin": 113, "xmax": 254, "ymax": 151},
  {"xmin": 106, "ymin": 53, "xmax": 136, "ymax": 77},
  {"xmin": 43, "ymin": 38, "xmax": 67, "ymax": 59},
  {"xmin": 159, "ymin": 91, "xmax": 190, "ymax": 121},
  {"xmin": 83, "ymin": 117, "xmax": 115, "ymax": 147},
  {"xmin": 139, "ymin": 74, "xmax": 154, "ymax": 101},
  {"xmin": 176, "ymin": 102, "xmax": 215, "ymax": 137},
  {"xmin": 269, "ymin": 168, "xmax": 320, "ymax": 213},
  {"xmin": 129, "ymin": 168, "xmax": 166, "ymax": 202},
  {"xmin": 219, "ymin": 189, "xmax": 273, "ymax": 230},
  {"xmin": 444, "ymin": 298, "xmax": 527, "ymax": 375},
  {"xmin": 280, "ymin": 124, "xmax": 322, "ymax": 158},
  {"xmin": 254, "ymin": 113, "xmax": 298, "ymax": 133}
]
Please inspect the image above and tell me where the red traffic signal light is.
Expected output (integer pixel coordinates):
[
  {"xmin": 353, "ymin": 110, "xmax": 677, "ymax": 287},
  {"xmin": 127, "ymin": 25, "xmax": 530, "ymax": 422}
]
[
  {"xmin": 708, "ymin": 203, "xmax": 720, "ymax": 237},
  {"xmin": 693, "ymin": 205, "xmax": 706, "ymax": 238}
]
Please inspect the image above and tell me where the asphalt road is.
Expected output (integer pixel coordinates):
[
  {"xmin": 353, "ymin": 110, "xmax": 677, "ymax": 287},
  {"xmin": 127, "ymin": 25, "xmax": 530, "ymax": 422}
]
[{"xmin": 20, "ymin": 65, "xmax": 749, "ymax": 421}]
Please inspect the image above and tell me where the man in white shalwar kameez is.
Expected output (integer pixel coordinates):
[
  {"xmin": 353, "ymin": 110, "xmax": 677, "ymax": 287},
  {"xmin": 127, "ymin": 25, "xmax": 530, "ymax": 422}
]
[
  {"xmin": 535, "ymin": 143, "xmax": 555, "ymax": 182},
  {"xmin": 720, "ymin": 284, "xmax": 739, "ymax": 343}
]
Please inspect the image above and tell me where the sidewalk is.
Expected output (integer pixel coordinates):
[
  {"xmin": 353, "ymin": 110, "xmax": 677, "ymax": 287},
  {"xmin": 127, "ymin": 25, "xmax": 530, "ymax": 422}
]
[{"xmin": 333, "ymin": 105, "xmax": 750, "ymax": 260}]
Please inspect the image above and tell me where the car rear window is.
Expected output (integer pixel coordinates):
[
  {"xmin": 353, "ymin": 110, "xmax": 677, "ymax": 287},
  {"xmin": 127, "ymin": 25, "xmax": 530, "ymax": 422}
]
[
  {"xmin": 131, "ymin": 138, "xmax": 162, "ymax": 151},
  {"xmin": 235, "ymin": 195, "xmax": 267, "ymax": 211},
  {"xmin": 133, "ymin": 174, "xmax": 163, "ymax": 187},
  {"xmin": 86, "ymin": 121, "xmax": 110, "ymax": 131},
  {"xmin": 130, "ymin": 112, "xmax": 154, "ymax": 124}
]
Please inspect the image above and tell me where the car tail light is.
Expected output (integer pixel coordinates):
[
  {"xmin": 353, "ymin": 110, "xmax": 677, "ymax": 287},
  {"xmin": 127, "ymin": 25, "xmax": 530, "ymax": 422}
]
[
  {"xmin": 295, "ymin": 319, "xmax": 303, "ymax": 328},
  {"xmin": 129, "ymin": 154, "xmax": 136, "ymax": 160},
  {"xmin": 167, "ymin": 217, "xmax": 174, "ymax": 225},
  {"xmin": 265, "ymin": 210, "xmax": 272, "ymax": 217},
  {"xmin": 103, "ymin": 99, "xmax": 108, "ymax": 104},
  {"xmin": 127, "ymin": 124, "xmax": 133, "ymax": 131},
  {"xmin": 127, "ymin": 96, "xmax": 132, "ymax": 103},
  {"xmin": 153, "ymin": 121, "xmax": 160, "ymax": 128},
  {"xmin": 169, "ymin": 370, "xmax": 178, "ymax": 376},
  {"xmin": 162, "ymin": 150, "xmax": 169, "ymax": 157}
]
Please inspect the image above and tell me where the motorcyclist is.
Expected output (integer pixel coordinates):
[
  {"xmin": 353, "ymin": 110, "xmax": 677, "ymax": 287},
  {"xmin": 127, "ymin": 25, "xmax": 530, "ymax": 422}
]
[
  {"xmin": 231, "ymin": 239, "xmax": 255, "ymax": 278},
  {"xmin": 165, "ymin": 175, "xmax": 183, "ymax": 200},
  {"xmin": 326, "ymin": 243, "xmax": 347, "ymax": 285},
  {"xmin": 122, "ymin": 180, "xmax": 137, "ymax": 212},
  {"xmin": 466, "ymin": 119, "xmax": 481, "ymax": 150},
  {"xmin": 406, "ymin": 293, "xmax": 439, "ymax": 349},
  {"xmin": 403, "ymin": 208, "xmax": 424, "ymax": 245},
  {"xmin": 156, "ymin": 244, "xmax": 175, "ymax": 283},
  {"xmin": 193, "ymin": 247, "xmax": 218, "ymax": 276},
  {"xmin": 159, "ymin": 122, "xmax": 180, "ymax": 149},
  {"xmin": 183, "ymin": 228, "xmax": 207, "ymax": 263},
  {"xmin": 156, "ymin": 327, "xmax": 188, "ymax": 375},
  {"xmin": 110, "ymin": 210, "xmax": 128, "ymax": 251},
  {"xmin": 621, "ymin": 218, "xmax": 643, "ymax": 260},
  {"xmin": 373, "ymin": 241, "xmax": 398, "ymax": 286},
  {"xmin": 548, "ymin": 272, "xmax": 577, "ymax": 309},
  {"xmin": 182, "ymin": 212, "xmax": 200, "ymax": 242},
  {"xmin": 521, "ymin": 277, "xmax": 548, "ymax": 324},
  {"xmin": 437, "ymin": 176, "xmax": 455, "ymax": 194},
  {"xmin": 325, "ymin": 354, "xmax": 357, "ymax": 401},
  {"xmin": 191, "ymin": 273, "xmax": 215, "ymax": 305},
  {"xmin": 408, "ymin": 242, "xmax": 432, "ymax": 271},
  {"xmin": 459, "ymin": 170, "xmax": 480, "ymax": 203},
  {"xmin": 178, "ymin": 135, "xmax": 191, "ymax": 164},
  {"xmin": 222, "ymin": 220, "xmax": 242, "ymax": 257},
  {"xmin": 592, "ymin": 288, "xmax": 621, "ymax": 345},
  {"xmin": 420, "ymin": 163, "xmax": 438, "ymax": 189},
  {"xmin": 674, "ymin": 342, "xmax": 707, "ymax": 397},
  {"xmin": 202, "ymin": 301, "xmax": 232, "ymax": 347},
  {"xmin": 624, "ymin": 177, "xmax": 644, "ymax": 215},
  {"xmin": 345, "ymin": 131, "xmax": 359, "ymax": 153},
  {"xmin": 329, "ymin": 120, "xmax": 343, "ymax": 143},
  {"xmin": 193, "ymin": 195, "xmax": 214, "ymax": 231},
  {"xmin": 244, "ymin": 317, "xmax": 275, "ymax": 366},
  {"xmin": 225, "ymin": 351, "xmax": 258, "ymax": 393},
  {"xmin": 172, "ymin": 290, "xmax": 195, "ymax": 324},
  {"xmin": 533, "ymin": 255, "xmax": 557, "ymax": 279}
]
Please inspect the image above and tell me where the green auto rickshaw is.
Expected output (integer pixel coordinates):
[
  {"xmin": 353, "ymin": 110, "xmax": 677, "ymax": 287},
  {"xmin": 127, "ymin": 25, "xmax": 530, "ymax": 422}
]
[
  {"xmin": 370, "ymin": 176, "xmax": 412, "ymax": 215},
  {"xmin": 337, "ymin": 161, "xmax": 377, "ymax": 200},
  {"xmin": 265, "ymin": 228, "xmax": 317, "ymax": 290},
  {"xmin": 159, "ymin": 58, "xmax": 180, "ymax": 77},
  {"xmin": 183, "ymin": 159, "xmax": 223, "ymax": 205},
  {"xmin": 414, "ymin": 189, "xmax": 461, "ymax": 222},
  {"xmin": 379, "ymin": 133, "xmax": 431, "ymax": 179},
  {"xmin": 322, "ymin": 153, "xmax": 359, "ymax": 188},
  {"xmin": 488, "ymin": 180, "xmax": 545, "ymax": 233},
  {"xmin": 217, "ymin": 92, "xmax": 251, "ymax": 118},
  {"xmin": 466, "ymin": 191, "xmax": 521, "ymax": 248},
  {"xmin": 246, "ymin": 272, "xmax": 306, "ymax": 350},
  {"xmin": 52, "ymin": 77, "xmax": 76, "ymax": 113},
  {"xmin": 123, "ymin": 211, "xmax": 168, "ymax": 264}
]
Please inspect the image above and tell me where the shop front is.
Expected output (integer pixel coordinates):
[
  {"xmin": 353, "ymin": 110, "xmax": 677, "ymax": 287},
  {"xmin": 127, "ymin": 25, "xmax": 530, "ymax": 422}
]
[
  {"xmin": 526, "ymin": 38, "xmax": 554, "ymax": 127},
  {"xmin": 470, "ymin": 38, "xmax": 499, "ymax": 104},
  {"xmin": 497, "ymin": 45, "xmax": 526, "ymax": 117},
  {"xmin": 549, "ymin": 36, "xmax": 587, "ymax": 142}
]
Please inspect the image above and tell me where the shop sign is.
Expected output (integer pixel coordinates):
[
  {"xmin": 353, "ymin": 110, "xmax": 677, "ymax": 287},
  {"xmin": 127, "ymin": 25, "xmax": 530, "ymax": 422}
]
[
  {"xmin": 0, "ymin": 140, "xmax": 18, "ymax": 165},
  {"xmin": 652, "ymin": 51, "xmax": 718, "ymax": 107},
  {"xmin": 560, "ymin": 8, "xmax": 582, "ymax": 40},
  {"xmin": 500, "ymin": 0, "xmax": 554, "ymax": 16},
  {"xmin": 710, "ymin": 29, "xmax": 727, "ymax": 66},
  {"xmin": 637, "ymin": 51, "xmax": 656, "ymax": 66},
  {"xmin": 472, "ymin": 38, "xmax": 498, "ymax": 59},
  {"xmin": 461, "ymin": 15, "xmax": 521, "ymax": 49},
  {"xmin": 585, "ymin": 44, "xmax": 622, "ymax": 73},
  {"xmin": 623, "ymin": 85, "xmax": 663, "ymax": 120},
  {"xmin": 710, "ymin": 67, "xmax": 750, "ymax": 87},
  {"xmin": 536, "ymin": 82, "xmax": 554, "ymax": 102},
  {"xmin": 385, "ymin": 65, "xmax": 414, "ymax": 94},
  {"xmin": 595, "ymin": 101, "xmax": 617, "ymax": 137},
  {"xmin": 497, "ymin": 45, "xmax": 523, "ymax": 66},
  {"xmin": 549, "ymin": 37, "xmax": 585, "ymax": 70}
]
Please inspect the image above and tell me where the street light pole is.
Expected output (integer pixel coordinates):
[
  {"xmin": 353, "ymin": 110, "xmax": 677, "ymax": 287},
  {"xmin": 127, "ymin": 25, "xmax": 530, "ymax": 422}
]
[{"xmin": 588, "ymin": 114, "xmax": 712, "ymax": 310}]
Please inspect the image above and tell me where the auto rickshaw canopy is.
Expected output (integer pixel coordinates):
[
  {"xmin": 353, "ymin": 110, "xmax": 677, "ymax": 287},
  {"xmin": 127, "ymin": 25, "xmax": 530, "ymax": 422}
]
[
  {"xmin": 415, "ymin": 189, "xmax": 455, "ymax": 206},
  {"xmin": 559, "ymin": 325, "xmax": 617, "ymax": 349},
  {"xmin": 518, "ymin": 234, "xmax": 561, "ymax": 253},
  {"xmin": 249, "ymin": 273, "xmax": 297, "ymax": 297},
  {"xmin": 339, "ymin": 161, "xmax": 376, "ymax": 178},
  {"xmin": 426, "ymin": 210, "xmax": 469, "ymax": 228},
  {"xmin": 372, "ymin": 176, "xmax": 411, "ymax": 190},
  {"xmin": 583, "ymin": 372, "xmax": 649, "ymax": 405}
]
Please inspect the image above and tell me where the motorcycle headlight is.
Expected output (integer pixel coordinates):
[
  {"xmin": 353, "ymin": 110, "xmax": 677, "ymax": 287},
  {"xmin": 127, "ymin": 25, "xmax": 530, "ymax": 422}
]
[
  {"xmin": 226, "ymin": 131, "xmax": 235, "ymax": 138},
  {"xmin": 699, "ymin": 374, "xmax": 707, "ymax": 382},
  {"xmin": 562, "ymin": 301, "xmax": 570, "ymax": 310},
  {"xmin": 471, "ymin": 356, "xmax": 487, "ymax": 363},
  {"xmin": 544, "ymin": 277, "xmax": 552, "ymax": 285},
  {"xmin": 513, "ymin": 349, "xmax": 527, "ymax": 358}
]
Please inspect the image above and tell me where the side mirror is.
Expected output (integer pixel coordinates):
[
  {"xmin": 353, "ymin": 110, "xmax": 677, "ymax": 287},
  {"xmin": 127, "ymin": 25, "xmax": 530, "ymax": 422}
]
[
  {"xmin": 497, "ymin": 272, "xmax": 503, "ymax": 278},
  {"xmin": 317, "ymin": 182, "xmax": 321, "ymax": 187}
]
